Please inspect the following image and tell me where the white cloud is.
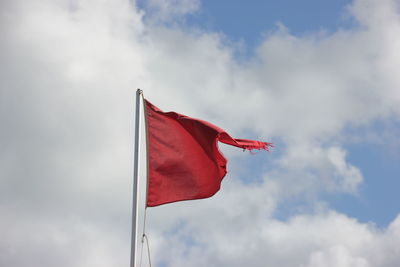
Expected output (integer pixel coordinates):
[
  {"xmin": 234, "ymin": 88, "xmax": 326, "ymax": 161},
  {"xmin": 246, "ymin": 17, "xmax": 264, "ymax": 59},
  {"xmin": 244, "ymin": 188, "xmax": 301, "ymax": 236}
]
[
  {"xmin": 1, "ymin": 0, "xmax": 400, "ymax": 266},
  {"xmin": 148, "ymin": 209, "xmax": 400, "ymax": 267},
  {"xmin": 302, "ymin": 246, "xmax": 370, "ymax": 267},
  {"xmin": 141, "ymin": 0, "xmax": 200, "ymax": 22}
]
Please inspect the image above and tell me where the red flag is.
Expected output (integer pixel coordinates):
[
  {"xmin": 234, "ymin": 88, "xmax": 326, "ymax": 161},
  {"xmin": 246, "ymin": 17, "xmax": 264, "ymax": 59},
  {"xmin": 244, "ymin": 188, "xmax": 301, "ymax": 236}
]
[{"xmin": 145, "ymin": 100, "xmax": 272, "ymax": 207}]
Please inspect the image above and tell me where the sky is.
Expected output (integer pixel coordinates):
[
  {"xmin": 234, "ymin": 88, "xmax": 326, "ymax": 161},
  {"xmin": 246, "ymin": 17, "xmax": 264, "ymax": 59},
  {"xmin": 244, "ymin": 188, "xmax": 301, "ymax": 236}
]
[{"xmin": 1, "ymin": 0, "xmax": 400, "ymax": 266}]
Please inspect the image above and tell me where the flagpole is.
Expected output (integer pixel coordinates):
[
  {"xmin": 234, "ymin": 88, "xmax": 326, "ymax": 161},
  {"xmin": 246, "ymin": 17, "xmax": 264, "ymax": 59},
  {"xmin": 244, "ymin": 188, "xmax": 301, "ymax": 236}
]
[{"xmin": 130, "ymin": 88, "xmax": 142, "ymax": 267}]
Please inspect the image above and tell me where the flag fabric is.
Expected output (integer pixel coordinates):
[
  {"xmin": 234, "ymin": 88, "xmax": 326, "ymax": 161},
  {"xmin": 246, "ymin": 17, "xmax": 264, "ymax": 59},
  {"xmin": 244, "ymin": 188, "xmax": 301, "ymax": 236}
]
[{"xmin": 145, "ymin": 99, "xmax": 272, "ymax": 207}]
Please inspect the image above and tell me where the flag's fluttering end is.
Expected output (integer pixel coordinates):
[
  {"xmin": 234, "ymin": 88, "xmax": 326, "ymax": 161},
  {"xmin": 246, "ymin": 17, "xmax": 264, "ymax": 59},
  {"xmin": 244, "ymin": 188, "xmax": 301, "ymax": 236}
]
[{"xmin": 145, "ymin": 99, "xmax": 272, "ymax": 207}]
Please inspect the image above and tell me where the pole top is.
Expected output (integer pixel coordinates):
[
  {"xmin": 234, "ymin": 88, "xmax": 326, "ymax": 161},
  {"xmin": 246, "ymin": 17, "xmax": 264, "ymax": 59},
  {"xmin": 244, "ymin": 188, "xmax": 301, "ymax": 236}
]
[{"xmin": 136, "ymin": 88, "xmax": 142, "ymax": 95}]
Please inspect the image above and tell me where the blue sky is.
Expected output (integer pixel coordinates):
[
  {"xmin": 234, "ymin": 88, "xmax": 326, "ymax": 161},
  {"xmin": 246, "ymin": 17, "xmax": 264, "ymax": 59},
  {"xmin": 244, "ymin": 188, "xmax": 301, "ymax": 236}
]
[
  {"xmin": 188, "ymin": 0, "xmax": 354, "ymax": 45},
  {"xmin": 338, "ymin": 129, "xmax": 400, "ymax": 226},
  {"xmin": 140, "ymin": 0, "xmax": 355, "ymax": 52},
  {"xmin": 198, "ymin": 0, "xmax": 399, "ymax": 228},
  {"xmin": 138, "ymin": 0, "xmax": 399, "ymax": 227},
  {"xmin": 1, "ymin": 0, "xmax": 400, "ymax": 266}
]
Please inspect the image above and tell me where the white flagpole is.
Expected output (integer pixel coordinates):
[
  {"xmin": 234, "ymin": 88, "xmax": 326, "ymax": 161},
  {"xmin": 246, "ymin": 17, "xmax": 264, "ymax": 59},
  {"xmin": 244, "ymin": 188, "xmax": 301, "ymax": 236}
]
[{"xmin": 130, "ymin": 88, "xmax": 142, "ymax": 267}]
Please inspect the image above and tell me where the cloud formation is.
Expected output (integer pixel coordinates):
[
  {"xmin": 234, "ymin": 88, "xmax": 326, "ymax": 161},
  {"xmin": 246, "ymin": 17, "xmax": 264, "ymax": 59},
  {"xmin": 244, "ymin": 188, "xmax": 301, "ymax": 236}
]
[{"xmin": 1, "ymin": 0, "xmax": 399, "ymax": 266}]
